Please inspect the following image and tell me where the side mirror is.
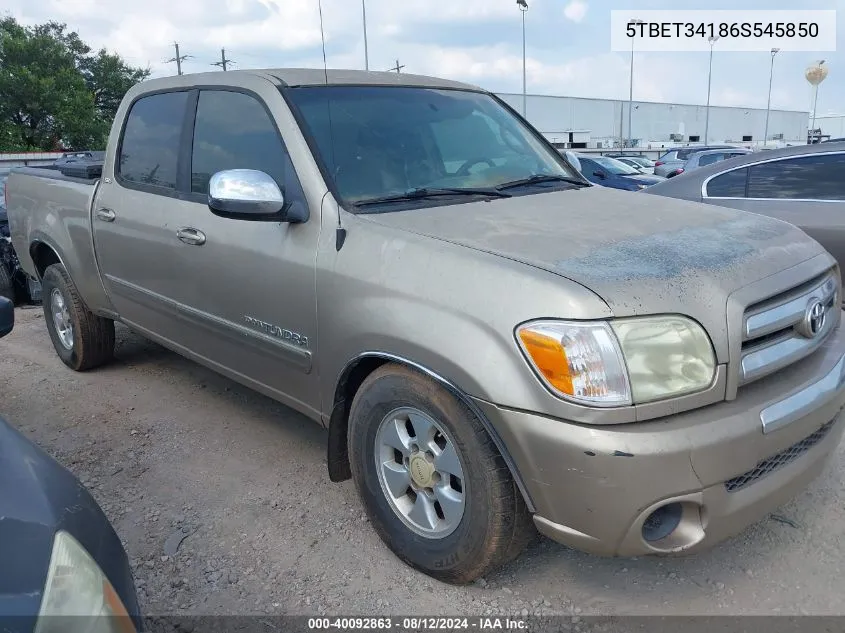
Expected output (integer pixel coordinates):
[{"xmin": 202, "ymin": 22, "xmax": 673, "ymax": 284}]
[
  {"xmin": 208, "ymin": 169, "xmax": 307, "ymax": 223},
  {"xmin": 593, "ymin": 170, "xmax": 607, "ymax": 179},
  {"xmin": 0, "ymin": 296, "xmax": 13, "ymax": 339}
]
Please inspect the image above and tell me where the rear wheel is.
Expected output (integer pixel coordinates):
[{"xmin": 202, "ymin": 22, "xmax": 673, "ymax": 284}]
[
  {"xmin": 348, "ymin": 363, "xmax": 534, "ymax": 584},
  {"xmin": 41, "ymin": 264, "xmax": 115, "ymax": 371}
]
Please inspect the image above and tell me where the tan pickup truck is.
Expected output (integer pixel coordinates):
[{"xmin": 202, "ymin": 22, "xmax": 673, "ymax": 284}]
[{"xmin": 7, "ymin": 69, "xmax": 845, "ymax": 584}]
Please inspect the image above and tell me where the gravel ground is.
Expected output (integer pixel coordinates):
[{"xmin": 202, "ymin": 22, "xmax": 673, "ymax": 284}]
[{"xmin": 2, "ymin": 306, "xmax": 845, "ymax": 617}]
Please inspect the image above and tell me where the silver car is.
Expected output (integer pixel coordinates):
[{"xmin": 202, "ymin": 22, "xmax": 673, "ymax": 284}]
[
  {"xmin": 654, "ymin": 145, "xmax": 739, "ymax": 177},
  {"xmin": 664, "ymin": 148, "xmax": 754, "ymax": 178},
  {"xmin": 615, "ymin": 156, "xmax": 656, "ymax": 174}
]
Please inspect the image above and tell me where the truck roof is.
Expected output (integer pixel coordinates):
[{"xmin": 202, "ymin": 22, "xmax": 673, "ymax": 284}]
[{"xmin": 134, "ymin": 68, "xmax": 483, "ymax": 93}]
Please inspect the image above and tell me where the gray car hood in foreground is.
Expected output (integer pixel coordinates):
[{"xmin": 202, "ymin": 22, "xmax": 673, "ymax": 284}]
[{"xmin": 361, "ymin": 186, "xmax": 827, "ymax": 361}]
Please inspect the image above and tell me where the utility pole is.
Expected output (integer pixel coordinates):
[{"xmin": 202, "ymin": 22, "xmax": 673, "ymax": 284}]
[
  {"xmin": 627, "ymin": 18, "xmax": 644, "ymax": 148},
  {"xmin": 165, "ymin": 42, "xmax": 192, "ymax": 76},
  {"xmin": 212, "ymin": 48, "xmax": 235, "ymax": 71},
  {"xmin": 517, "ymin": 0, "xmax": 528, "ymax": 117},
  {"xmin": 704, "ymin": 35, "xmax": 719, "ymax": 144},
  {"xmin": 362, "ymin": 0, "xmax": 369, "ymax": 70},
  {"xmin": 388, "ymin": 59, "xmax": 405, "ymax": 73},
  {"xmin": 763, "ymin": 48, "xmax": 779, "ymax": 146}
]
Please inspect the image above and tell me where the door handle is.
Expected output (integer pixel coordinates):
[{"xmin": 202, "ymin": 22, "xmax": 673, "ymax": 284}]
[
  {"xmin": 96, "ymin": 208, "xmax": 116, "ymax": 222},
  {"xmin": 176, "ymin": 227, "xmax": 206, "ymax": 246}
]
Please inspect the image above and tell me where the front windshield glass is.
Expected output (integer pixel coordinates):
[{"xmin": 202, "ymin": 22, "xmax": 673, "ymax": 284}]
[
  {"xmin": 286, "ymin": 86, "xmax": 579, "ymax": 208},
  {"xmin": 590, "ymin": 156, "xmax": 641, "ymax": 175}
]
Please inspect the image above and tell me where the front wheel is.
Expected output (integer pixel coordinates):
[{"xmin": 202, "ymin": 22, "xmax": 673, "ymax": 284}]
[
  {"xmin": 348, "ymin": 363, "xmax": 534, "ymax": 584},
  {"xmin": 41, "ymin": 264, "xmax": 115, "ymax": 371}
]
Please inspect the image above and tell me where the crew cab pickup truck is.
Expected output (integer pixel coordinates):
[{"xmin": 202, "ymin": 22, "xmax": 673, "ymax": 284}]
[{"xmin": 8, "ymin": 69, "xmax": 845, "ymax": 584}]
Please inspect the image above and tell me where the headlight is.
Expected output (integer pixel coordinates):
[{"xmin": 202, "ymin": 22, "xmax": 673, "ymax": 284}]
[
  {"xmin": 516, "ymin": 316, "xmax": 715, "ymax": 407},
  {"xmin": 516, "ymin": 321, "xmax": 631, "ymax": 406},
  {"xmin": 35, "ymin": 531, "xmax": 136, "ymax": 633}
]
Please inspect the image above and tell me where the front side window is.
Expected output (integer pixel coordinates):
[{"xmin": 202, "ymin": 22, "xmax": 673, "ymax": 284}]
[
  {"xmin": 119, "ymin": 91, "xmax": 189, "ymax": 190},
  {"xmin": 286, "ymin": 86, "xmax": 578, "ymax": 208},
  {"xmin": 191, "ymin": 90, "xmax": 294, "ymax": 194},
  {"xmin": 747, "ymin": 153, "xmax": 845, "ymax": 200}
]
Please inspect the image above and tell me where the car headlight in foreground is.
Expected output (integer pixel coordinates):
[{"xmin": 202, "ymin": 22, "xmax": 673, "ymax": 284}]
[
  {"xmin": 34, "ymin": 531, "xmax": 136, "ymax": 633},
  {"xmin": 516, "ymin": 316, "xmax": 716, "ymax": 407}
]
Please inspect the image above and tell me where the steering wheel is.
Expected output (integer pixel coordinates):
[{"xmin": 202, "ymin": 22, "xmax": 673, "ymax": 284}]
[{"xmin": 455, "ymin": 157, "xmax": 496, "ymax": 177}]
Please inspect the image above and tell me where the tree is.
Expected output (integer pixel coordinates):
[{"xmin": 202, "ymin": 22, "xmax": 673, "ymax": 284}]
[{"xmin": 0, "ymin": 17, "xmax": 149, "ymax": 151}]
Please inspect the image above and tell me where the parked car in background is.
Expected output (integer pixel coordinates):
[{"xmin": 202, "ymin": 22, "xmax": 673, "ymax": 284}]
[
  {"xmin": 8, "ymin": 68, "xmax": 845, "ymax": 584},
  {"xmin": 654, "ymin": 145, "xmax": 738, "ymax": 177},
  {"xmin": 0, "ymin": 296, "xmax": 142, "ymax": 633},
  {"xmin": 664, "ymin": 148, "xmax": 753, "ymax": 178},
  {"xmin": 644, "ymin": 142, "xmax": 845, "ymax": 280},
  {"xmin": 566, "ymin": 153, "xmax": 665, "ymax": 190},
  {"xmin": 615, "ymin": 156, "xmax": 656, "ymax": 174}
]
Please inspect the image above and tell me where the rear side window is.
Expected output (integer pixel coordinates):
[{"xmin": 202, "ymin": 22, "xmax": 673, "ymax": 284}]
[
  {"xmin": 119, "ymin": 91, "xmax": 189, "ymax": 190},
  {"xmin": 747, "ymin": 153, "xmax": 845, "ymax": 200},
  {"xmin": 706, "ymin": 168, "xmax": 748, "ymax": 198},
  {"xmin": 191, "ymin": 90, "xmax": 292, "ymax": 194}
]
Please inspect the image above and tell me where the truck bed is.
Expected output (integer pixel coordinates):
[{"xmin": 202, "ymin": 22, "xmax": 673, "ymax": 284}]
[{"xmin": 6, "ymin": 167, "xmax": 108, "ymax": 312}]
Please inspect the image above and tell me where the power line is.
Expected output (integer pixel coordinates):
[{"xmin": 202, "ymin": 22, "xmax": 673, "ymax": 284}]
[
  {"xmin": 211, "ymin": 48, "xmax": 235, "ymax": 71},
  {"xmin": 388, "ymin": 59, "xmax": 405, "ymax": 73},
  {"xmin": 164, "ymin": 42, "xmax": 193, "ymax": 76}
]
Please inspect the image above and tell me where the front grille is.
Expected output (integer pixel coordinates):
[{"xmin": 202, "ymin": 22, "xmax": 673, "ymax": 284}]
[
  {"xmin": 724, "ymin": 420, "xmax": 835, "ymax": 492},
  {"xmin": 739, "ymin": 271, "xmax": 838, "ymax": 386}
]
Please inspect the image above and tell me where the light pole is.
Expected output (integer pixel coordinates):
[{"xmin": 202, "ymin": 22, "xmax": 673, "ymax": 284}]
[
  {"xmin": 627, "ymin": 18, "xmax": 643, "ymax": 148},
  {"xmin": 763, "ymin": 48, "xmax": 780, "ymax": 146},
  {"xmin": 704, "ymin": 35, "xmax": 719, "ymax": 144},
  {"xmin": 362, "ymin": 0, "xmax": 369, "ymax": 70},
  {"xmin": 517, "ymin": 0, "xmax": 528, "ymax": 116}
]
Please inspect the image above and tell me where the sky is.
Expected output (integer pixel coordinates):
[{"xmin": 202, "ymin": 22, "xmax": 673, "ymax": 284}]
[{"xmin": 5, "ymin": 0, "xmax": 844, "ymax": 114}]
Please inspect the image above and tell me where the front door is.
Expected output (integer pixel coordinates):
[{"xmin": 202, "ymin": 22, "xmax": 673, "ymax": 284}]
[{"xmin": 168, "ymin": 87, "xmax": 321, "ymax": 415}]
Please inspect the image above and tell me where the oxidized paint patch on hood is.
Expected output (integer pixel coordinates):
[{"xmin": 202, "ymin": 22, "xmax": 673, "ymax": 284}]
[{"xmin": 552, "ymin": 214, "xmax": 793, "ymax": 282}]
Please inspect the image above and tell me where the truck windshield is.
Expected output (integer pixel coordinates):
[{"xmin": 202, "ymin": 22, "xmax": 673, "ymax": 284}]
[{"xmin": 285, "ymin": 86, "xmax": 579, "ymax": 210}]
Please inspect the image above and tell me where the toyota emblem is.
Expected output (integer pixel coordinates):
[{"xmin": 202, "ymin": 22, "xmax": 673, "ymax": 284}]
[{"xmin": 800, "ymin": 299, "xmax": 827, "ymax": 338}]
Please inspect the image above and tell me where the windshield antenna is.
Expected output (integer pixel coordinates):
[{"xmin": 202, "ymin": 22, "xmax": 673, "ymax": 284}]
[{"xmin": 317, "ymin": 0, "xmax": 346, "ymax": 251}]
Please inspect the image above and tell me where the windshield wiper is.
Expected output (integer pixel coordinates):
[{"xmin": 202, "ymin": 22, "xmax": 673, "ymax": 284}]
[
  {"xmin": 496, "ymin": 174, "xmax": 587, "ymax": 191},
  {"xmin": 354, "ymin": 187, "xmax": 512, "ymax": 208}
]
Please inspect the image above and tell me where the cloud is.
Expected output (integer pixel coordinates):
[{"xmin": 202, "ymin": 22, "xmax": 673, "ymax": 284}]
[
  {"xmin": 563, "ymin": 0, "xmax": 588, "ymax": 23},
  {"xmin": 2, "ymin": 0, "xmax": 841, "ymax": 113}
]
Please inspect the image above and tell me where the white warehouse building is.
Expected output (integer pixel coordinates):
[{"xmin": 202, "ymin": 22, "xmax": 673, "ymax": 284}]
[
  {"xmin": 495, "ymin": 92, "xmax": 809, "ymax": 149},
  {"xmin": 815, "ymin": 114, "xmax": 845, "ymax": 139}
]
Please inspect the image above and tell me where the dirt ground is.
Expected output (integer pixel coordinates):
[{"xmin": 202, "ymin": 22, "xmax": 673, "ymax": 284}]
[{"xmin": 2, "ymin": 306, "xmax": 845, "ymax": 617}]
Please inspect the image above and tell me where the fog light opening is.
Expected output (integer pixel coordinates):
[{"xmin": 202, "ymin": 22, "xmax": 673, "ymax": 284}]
[{"xmin": 642, "ymin": 503, "xmax": 683, "ymax": 542}]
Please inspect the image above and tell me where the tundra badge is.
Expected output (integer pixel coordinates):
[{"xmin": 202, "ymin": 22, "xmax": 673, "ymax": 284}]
[{"xmin": 244, "ymin": 316, "xmax": 309, "ymax": 348}]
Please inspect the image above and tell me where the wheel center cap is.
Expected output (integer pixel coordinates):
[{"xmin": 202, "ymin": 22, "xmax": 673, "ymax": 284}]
[{"xmin": 409, "ymin": 454, "xmax": 434, "ymax": 488}]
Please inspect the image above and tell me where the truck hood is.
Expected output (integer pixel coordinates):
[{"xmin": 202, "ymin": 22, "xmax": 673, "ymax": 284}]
[{"xmin": 361, "ymin": 186, "xmax": 828, "ymax": 362}]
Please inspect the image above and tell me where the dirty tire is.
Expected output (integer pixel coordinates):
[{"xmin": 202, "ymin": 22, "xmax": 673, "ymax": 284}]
[
  {"xmin": 348, "ymin": 363, "xmax": 534, "ymax": 584},
  {"xmin": 0, "ymin": 262, "xmax": 12, "ymax": 303},
  {"xmin": 41, "ymin": 263, "xmax": 115, "ymax": 371}
]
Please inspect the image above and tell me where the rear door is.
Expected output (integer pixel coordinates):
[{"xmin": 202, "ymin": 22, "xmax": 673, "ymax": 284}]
[
  {"xmin": 702, "ymin": 151, "xmax": 845, "ymax": 272},
  {"xmin": 92, "ymin": 89, "xmax": 198, "ymax": 344}
]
